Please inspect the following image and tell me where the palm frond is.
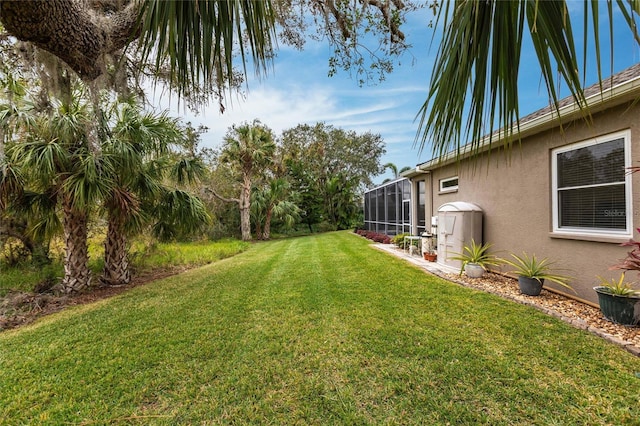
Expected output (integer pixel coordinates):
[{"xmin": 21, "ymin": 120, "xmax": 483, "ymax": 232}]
[
  {"xmin": 137, "ymin": 0, "xmax": 276, "ymax": 99},
  {"xmin": 63, "ymin": 149, "xmax": 114, "ymax": 209},
  {"xmin": 151, "ymin": 188, "xmax": 211, "ymax": 241},
  {"xmin": 171, "ymin": 157, "xmax": 207, "ymax": 186},
  {"xmin": 0, "ymin": 157, "xmax": 23, "ymax": 209},
  {"xmin": 417, "ymin": 0, "xmax": 640, "ymax": 160},
  {"xmin": 9, "ymin": 136, "xmax": 70, "ymax": 187},
  {"xmin": 13, "ymin": 190, "xmax": 61, "ymax": 242}
]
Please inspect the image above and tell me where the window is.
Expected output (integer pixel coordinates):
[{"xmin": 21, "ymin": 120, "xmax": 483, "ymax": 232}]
[
  {"xmin": 439, "ymin": 176, "xmax": 458, "ymax": 193},
  {"xmin": 552, "ymin": 130, "xmax": 632, "ymax": 238}
]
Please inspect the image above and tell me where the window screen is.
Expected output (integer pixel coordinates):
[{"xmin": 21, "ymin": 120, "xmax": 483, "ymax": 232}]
[{"xmin": 387, "ymin": 184, "xmax": 397, "ymax": 222}]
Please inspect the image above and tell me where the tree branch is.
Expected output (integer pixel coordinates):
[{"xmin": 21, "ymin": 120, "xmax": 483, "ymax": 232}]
[
  {"xmin": 363, "ymin": 0, "xmax": 405, "ymax": 43},
  {"xmin": 0, "ymin": 0, "xmax": 141, "ymax": 80},
  {"xmin": 205, "ymin": 187, "xmax": 239, "ymax": 205}
]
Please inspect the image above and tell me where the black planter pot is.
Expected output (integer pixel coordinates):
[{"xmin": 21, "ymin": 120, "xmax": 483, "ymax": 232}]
[
  {"xmin": 518, "ymin": 276, "xmax": 544, "ymax": 296},
  {"xmin": 593, "ymin": 286, "xmax": 640, "ymax": 326}
]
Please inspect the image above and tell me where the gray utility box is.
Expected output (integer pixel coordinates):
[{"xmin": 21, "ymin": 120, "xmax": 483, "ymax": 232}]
[{"xmin": 436, "ymin": 201, "xmax": 483, "ymax": 270}]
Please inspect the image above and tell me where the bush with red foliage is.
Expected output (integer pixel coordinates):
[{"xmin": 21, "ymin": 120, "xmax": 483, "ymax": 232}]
[
  {"xmin": 611, "ymin": 227, "xmax": 640, "ymax": 273},
  {"xmin": 354, "ymin": 229, "xmax": 391, "ymax": 244}
]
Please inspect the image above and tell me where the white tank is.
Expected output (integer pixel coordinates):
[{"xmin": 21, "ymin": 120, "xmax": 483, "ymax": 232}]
[{"xmin": 436, "ymin": 202, "xmax": 483, "ymax": 269}]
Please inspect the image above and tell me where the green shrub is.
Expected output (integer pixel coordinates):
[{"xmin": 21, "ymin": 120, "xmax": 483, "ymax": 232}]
[{"xmin": 391, "ymin": 233, "xmax": 417, "ymax": 249}]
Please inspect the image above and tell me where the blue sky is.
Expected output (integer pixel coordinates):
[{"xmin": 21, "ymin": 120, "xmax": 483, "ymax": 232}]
[{"xmin": 157, "ymin": 3, "xmax": 640, "ymax": 185}]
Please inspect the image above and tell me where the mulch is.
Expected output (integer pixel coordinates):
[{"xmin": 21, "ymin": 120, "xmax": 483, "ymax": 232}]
[{"xmin": 0, "ymin": 268, "xmax": 181, "ymax": 331}]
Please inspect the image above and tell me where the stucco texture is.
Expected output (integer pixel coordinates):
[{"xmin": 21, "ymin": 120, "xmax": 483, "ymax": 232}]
[{"xmin": 426, "ymin": 101, "xmax": 640, "ymax": 304}]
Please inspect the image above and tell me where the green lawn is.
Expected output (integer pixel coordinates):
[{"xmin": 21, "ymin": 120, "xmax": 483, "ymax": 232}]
[{"xmin": 1, "ymin": 231, "xmax": 639, "ymax": 424}]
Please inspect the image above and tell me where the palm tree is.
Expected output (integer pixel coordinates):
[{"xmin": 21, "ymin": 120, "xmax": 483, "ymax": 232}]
[
  {"xmin": 382, "ymin": 163, "xmax": 412, "ymax": 182},
  {"xmin": 417, "ymin": 1, "xmax": 640, "ymax": 158},
  {"xmin": 212, "ymin": 120, "xmax": 276, "ymax": 241},
  {"xmin": 100, "ymin": 100, "xmax": 210, "ymax": 286},
  {"xmin": 1, "ymin": 79, "xmax": 59, "ymax": 265},
  {"xmin": 99, "ymin": 101, "xmax": 172, "ymax": 286},
  {"xmin": 9, "ymin": 88, "xmax": 110, "ymax": 293},
  {"xmin": 384, "ymin": 162, "xmax": 399, "ymax": 179},
  {"xmin": 251, "ymin": 177, "xmax": 298, "ymax": 240}
]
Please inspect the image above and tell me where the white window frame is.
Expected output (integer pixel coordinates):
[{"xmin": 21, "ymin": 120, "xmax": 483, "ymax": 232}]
[
  {"xmin": 439, "ymin": 176, "xmax": 459, "ymax": 193},
  {"xmin": 551, "ymin": 130, "xmax": 633, "ymax": 239}
]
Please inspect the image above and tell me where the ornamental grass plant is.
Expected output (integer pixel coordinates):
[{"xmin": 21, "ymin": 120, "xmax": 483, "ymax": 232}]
[{"xmin": 502, "ymin": 252, "xmax": 574, "ymax": 292}]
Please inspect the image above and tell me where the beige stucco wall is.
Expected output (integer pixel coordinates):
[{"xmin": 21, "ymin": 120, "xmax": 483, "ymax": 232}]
[{"xmin": 425, "ymin": 101, "xmax": 640, "ymax": 304}]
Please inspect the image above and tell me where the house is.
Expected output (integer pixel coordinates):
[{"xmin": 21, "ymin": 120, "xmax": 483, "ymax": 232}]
[{"xmin": 367, "ymin": 63, "xmax": 640, "ymax": 304}]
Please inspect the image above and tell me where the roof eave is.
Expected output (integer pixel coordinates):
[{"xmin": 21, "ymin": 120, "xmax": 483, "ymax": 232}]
[{"xmin": 418, "ymin": 77, "xmax": 640, "ymax": 172}]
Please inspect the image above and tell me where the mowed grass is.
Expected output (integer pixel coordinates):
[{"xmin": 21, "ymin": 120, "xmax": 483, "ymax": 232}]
[{"xmin": 1, "ymin": 231, "xmax": 639, "ymax": 424}]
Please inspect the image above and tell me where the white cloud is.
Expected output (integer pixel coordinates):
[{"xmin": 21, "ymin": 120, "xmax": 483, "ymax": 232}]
[{"xmin": 160, "ymin": 77, "xmax": 428, "ymax": 161}]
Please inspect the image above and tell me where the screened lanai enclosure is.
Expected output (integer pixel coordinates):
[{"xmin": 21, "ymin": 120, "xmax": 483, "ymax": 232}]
[{"xmin": 363, "ymin": 178, "xmax": 426, "ymax": 236}]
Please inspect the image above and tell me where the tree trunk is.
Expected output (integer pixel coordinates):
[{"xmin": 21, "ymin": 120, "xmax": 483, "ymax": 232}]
[
  {"xmin": 60, "ymin": 195, "xmax": 91, "ymax": 293},
  {"xmin": 101, "ymin": 212, "xmax": 130, "ymax": 287},
  {"xmin": 239, "ymin": 174, "xmax": 252, "ymax": 241},
  {"xmin": 254, "ymin": 219, "xmax": 263, "ymax": 241},
  {"xmin": 263, "ymin": 207, "xmax": 273, "ymax": 240}
]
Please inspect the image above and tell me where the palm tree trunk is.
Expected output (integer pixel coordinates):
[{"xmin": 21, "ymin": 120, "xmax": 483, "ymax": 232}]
[
  {"xmin": 254, "ymin": 219, "xmax": 263, "ymax": 241},
  {"xmin": 239, "ymin": 175, "xmax": 252, "ymax": 241},
  {"xmin": 263, "ymin": 207, "xmax": 273, "ymax": 240},
  {"xmin": 60, "ymin": 196, "xmax": 91, "ymax": 293},
  {"xmin": 101, "ymin": 213, "xmax": 130, "ymax": 286}
]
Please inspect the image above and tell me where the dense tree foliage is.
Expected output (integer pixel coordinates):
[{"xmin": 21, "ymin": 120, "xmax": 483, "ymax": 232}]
[
  {"xmin": 281, "ymin": 122, "xmax": 385, "ymax": 230},
  {"xmin": 1, "ymin": 71, "xmax": 209, "ymax": 291},
  {"xmin": 251, "ymin": 178, "xmax": 300, "ymax": 240}
]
